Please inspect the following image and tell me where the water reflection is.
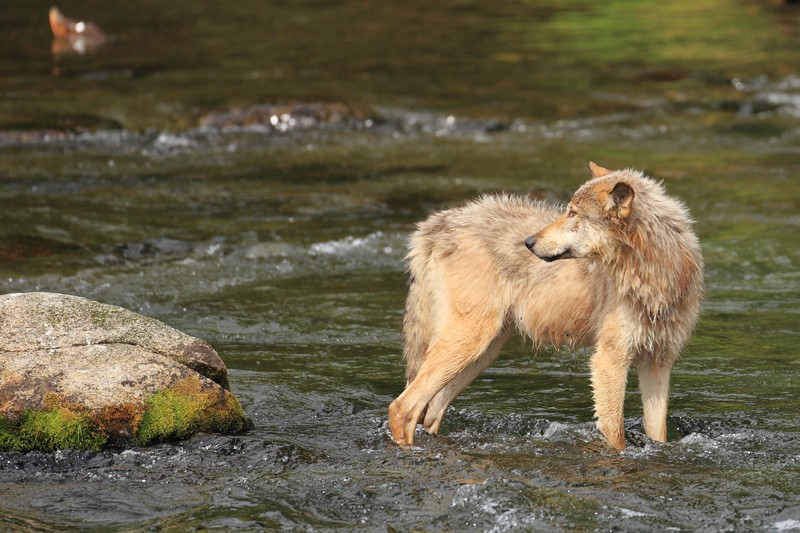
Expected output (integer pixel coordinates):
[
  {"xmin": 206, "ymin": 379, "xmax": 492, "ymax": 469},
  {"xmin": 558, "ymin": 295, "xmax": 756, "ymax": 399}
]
[
  {"xmin": 1, "ymin": 0, "xmax": 799, "ymax": 530},
  {"xmin": 49, "ymin": 7, "xmax": 108, "ymax": 56}
]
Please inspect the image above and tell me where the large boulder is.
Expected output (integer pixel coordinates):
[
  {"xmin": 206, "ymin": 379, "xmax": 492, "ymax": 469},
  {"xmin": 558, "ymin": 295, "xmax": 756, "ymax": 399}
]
[{"xmin": 0, "ymin": 292, "xmax": 250, "ymax": 451}]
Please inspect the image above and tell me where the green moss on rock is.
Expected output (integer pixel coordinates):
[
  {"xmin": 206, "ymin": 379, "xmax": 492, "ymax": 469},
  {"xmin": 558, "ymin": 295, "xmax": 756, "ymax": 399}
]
[
  {"xmin": 0, "ymin": 407, "xmax": 106, "ymax": 452},
  {"xmin": 136, "ymin": 375, "xmax": 249, "ymax": 446},
  {"xmin": 0, "ymin": 377, "xmax": 249, "ymax": 452}
]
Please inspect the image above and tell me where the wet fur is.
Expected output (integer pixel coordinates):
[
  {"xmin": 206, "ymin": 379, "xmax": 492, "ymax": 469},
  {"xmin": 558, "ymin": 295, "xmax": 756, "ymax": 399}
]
[{"xmin": 388, "ymin": 163, "xmax": 704, "ymax": 450}]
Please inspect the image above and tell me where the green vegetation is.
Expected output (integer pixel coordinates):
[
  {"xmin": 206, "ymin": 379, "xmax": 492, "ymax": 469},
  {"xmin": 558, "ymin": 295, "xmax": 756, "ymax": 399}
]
[
  {"xmin": 0, "ymin": 406, "xmax": 107, "ymax": 452},
  {"xmin": 136, "ymin": 376, "xmax": 249, "ymax": 446},
  {"xmin": 0, "ymin": 378, "xmax": 248, "ymax": 452}
]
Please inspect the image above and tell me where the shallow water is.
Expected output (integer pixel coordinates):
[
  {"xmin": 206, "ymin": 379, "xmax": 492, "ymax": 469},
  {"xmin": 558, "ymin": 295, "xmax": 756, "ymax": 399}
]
[{"xmin": 2, "ymin": 1, "xmax": 800, "ymax": 531}]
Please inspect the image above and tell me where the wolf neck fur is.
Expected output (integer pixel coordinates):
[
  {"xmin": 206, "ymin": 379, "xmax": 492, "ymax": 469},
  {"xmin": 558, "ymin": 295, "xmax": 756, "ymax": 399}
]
[{"xmin": 600, "ymin": 194, "xmax": 701, "ymax": 326}]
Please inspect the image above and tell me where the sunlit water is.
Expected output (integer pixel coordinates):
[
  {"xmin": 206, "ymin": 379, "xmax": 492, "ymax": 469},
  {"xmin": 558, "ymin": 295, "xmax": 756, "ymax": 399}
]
[{"xmin": 2, "ymin": 1, "xmax": 799, "ymax": 530}]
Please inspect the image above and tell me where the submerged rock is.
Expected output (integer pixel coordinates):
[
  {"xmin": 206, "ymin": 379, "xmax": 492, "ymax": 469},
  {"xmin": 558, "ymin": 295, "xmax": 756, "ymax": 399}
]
[
  {"xmin": 200, "ymin": 102, "xmax": 369, "ymax": 132},
  {"xmin": 0, "ymin": 292, "xmax": 249, "ymax": 451}
]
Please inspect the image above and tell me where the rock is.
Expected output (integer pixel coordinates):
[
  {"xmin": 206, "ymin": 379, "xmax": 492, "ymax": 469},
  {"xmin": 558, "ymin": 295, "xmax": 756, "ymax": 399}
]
[
  {"xmin": 200, "ymin": 102, "xmax": 369, "ymax": 132},
  {"xmin": 0, "ymin": 292, "xmax": 250, "ymax": 451}
]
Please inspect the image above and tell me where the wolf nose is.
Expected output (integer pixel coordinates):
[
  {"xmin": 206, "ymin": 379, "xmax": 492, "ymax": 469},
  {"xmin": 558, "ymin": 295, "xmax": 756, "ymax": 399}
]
[{"xmin": 524, "ymin": 235, "xmax": 536, "ymax": 251}]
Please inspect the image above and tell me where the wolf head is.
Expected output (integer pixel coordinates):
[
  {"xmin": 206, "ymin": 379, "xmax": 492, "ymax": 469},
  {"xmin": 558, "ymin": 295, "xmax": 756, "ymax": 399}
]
[{"xmin": 524, "ymin": 162, "xmax": 640, "ymax": 262}]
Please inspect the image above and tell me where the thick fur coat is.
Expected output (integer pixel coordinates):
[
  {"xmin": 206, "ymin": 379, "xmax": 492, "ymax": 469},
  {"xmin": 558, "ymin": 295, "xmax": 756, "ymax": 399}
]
[{"xmin": 388, "ymin": 163, "xmax": 704, "ymax": 450}]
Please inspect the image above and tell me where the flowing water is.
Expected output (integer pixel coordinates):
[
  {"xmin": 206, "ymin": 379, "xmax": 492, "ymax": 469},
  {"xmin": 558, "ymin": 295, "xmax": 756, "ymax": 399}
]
[{"xmin": 1, "ymin": 0, "xmax": 799, "ymax": 530}]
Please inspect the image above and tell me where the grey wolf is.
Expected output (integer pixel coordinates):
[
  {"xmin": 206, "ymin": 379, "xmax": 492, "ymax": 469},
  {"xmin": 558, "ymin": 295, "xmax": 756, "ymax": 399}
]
[{"xmin": 388, "ymin": 162, "xmax": 703, "ymax": 450}]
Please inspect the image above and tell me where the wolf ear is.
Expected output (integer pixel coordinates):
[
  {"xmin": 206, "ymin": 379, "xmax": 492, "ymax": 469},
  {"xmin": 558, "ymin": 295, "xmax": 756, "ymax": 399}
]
[
  {"xmin": 605, "ymin": 182, "xmax": 634, "ymax": 219},
  {"xmin": 589, "ymin": 161, "xmax": 612, "ymax": 178}
]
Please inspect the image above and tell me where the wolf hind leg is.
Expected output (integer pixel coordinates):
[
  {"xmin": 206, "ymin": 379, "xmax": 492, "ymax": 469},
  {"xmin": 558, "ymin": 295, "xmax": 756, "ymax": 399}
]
[
  {"xmin": 638, "ymin": 357, "xmax": 674, "ymax": 443},
  {"xmin": 388, "ymin": 313, "xmax": 504, "ymax": 446},
  {"xmin": 422, "ymin": 327, "xmax": 511, "ymax": 435}
]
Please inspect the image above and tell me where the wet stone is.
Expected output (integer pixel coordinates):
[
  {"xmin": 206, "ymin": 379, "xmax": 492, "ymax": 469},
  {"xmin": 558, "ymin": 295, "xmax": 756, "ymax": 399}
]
[
  {"xmin": 199, "ymin": 102, "xmax": 370, "ymax": 132},
  {"xmin": 0, "ymin": 292, "xmax": 249, "ymax": 451}
]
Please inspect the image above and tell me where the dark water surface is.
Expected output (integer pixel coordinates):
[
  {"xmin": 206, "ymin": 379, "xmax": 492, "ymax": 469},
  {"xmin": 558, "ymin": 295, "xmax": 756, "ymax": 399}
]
[{"xmin": 1, "ymin": 1, "xmax": 799, "ymax": 531}]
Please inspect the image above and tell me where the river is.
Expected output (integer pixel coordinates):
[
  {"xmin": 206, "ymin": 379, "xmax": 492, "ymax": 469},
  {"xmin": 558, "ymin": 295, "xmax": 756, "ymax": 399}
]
[{"xmin": 1, "ymin": 0, "xmax": 799, "ymax": 530}]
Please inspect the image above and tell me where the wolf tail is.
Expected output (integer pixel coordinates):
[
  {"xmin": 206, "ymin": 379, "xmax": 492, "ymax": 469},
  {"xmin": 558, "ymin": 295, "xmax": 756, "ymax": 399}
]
[
  {"xmin": 402, "ymin": 260, "xmax": 431, "ymax": 385},
  {"xmin": 402, "ymin": 219, "xmax": 444, "ymax": 385}
]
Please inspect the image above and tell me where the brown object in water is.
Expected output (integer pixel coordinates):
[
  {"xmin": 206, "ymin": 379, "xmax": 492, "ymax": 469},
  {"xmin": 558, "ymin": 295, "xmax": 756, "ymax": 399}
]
[{"xmin": 49, "ymin": 6, "xmax": 108, "ymax": 55}]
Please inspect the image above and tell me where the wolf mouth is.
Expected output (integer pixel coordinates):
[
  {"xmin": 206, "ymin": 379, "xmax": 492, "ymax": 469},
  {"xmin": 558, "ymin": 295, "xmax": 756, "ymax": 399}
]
[{"xmin": 538, "ymin": 249, "xmax": 572, "ymax": 262}]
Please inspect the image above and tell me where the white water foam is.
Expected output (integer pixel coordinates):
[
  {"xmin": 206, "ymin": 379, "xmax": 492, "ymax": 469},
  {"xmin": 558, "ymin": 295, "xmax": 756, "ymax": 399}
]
[
  {"xmin": 451, "ymin": 482, "xmax": 547, "ymax": 532},
  {"xmin": 542, "ymin": 421, "xmax": 569, "ymax": 439},
  {"xmin": 619, "ymin": 507, "xmax": 649, "ymax": 519},
  {"xmin": 775, "ymin": 520, "xmax": 800, "ymax": 531},
  {"xmin": 309, "ymin": 231, "xmax": 396, "ymax": 257}
]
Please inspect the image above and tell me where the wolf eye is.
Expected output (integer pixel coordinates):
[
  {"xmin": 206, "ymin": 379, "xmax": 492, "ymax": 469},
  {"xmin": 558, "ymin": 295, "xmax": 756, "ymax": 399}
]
[{"xmin": 567, "ymin": 208, "xmax": 576, "ymax": 218}]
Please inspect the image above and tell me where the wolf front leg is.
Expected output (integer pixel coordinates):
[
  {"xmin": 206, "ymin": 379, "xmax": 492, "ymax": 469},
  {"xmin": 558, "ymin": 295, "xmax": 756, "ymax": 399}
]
[
  {"xmin": 637, "ymin": 357, "xmax": 675, "ymax": 443},
  {"xmin": 589, "ymin": 342, "xmax": 631, "ymax": 450}
]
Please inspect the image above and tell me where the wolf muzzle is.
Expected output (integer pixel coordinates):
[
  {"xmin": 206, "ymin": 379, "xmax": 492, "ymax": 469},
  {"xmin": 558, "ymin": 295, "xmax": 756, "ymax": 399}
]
[{"xmin": 524, "ymin": 235, "xmax": 570, "ymax": 262}]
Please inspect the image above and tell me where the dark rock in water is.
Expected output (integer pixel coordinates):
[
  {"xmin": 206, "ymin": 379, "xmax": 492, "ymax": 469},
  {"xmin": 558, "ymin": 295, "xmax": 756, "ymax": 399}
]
[
  {"xmin": 200, "ymin": 102, "xmax": 369, "ymax": 132},
  {"xmin": 0, "ymin": 292, "xmax": 250, "ymax": 451},
  {"xmin": 0, "ymin": 235, "xmax": 82, "ymax": 265}
]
